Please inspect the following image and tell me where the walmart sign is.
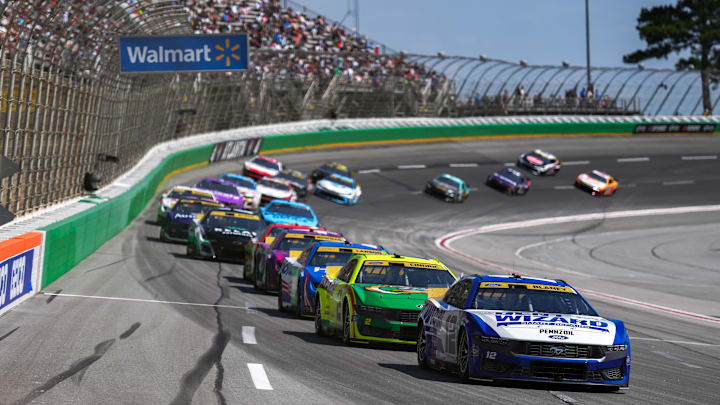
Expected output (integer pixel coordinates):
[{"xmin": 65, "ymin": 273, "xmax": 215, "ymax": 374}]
[{"xmin": 119, "ymin": 34, "xmax": 248, "ymax": 73}]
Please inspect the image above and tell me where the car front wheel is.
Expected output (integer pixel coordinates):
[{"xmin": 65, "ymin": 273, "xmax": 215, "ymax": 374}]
[
  {"xmin": 417, "ymin": 323, "xmax": 429, "ymax": 369},
  {"xmin": 457, "ymin": 329, "xmax": 470, "ymax": 381}
]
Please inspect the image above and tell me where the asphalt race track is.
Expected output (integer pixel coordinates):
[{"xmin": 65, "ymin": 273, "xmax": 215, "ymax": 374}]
[{"xmin": 1, "ymin": 135, "xmax": 719, "ymax": 404}]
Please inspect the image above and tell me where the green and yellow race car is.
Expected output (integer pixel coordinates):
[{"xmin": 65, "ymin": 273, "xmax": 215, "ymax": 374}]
[{"xmin": 314, "ymin": 254, "xmax": 456, "ymax": 345}]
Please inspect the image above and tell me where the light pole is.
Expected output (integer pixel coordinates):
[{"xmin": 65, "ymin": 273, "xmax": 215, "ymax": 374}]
[{"xmin": 585, "ymin": 0, "xmax": 592, "ymax": 92}]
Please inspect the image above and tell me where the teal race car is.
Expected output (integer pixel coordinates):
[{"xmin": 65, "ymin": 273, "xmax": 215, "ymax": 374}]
[{"xmin": 425, "ymin": 174, "xmax": 470, "ymax": 202}]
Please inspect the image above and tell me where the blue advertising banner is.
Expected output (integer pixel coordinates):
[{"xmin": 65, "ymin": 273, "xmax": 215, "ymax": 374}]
[
  {"xmin": 119, "ymin": 34, "xmax": 248, "ymax": 73},
  {"xmin": 0, "ymin": 249, "xmax": 34, "ymax": 311}
]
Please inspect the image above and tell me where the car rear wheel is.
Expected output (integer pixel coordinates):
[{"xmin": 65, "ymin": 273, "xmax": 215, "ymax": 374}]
[
  {"xmin": 417, "ymin": 323, "xmax": 429, "ymax": 369},
  {"xmin": 277, "ymin": 285, "xmax": 283, "ymax": 311},
  {"xmin": 294, "ymin": 279, "xmax": 302, "ymax": 318},
  {"xmin": 314, "ymin": 298, "xmax": 325, "ymax": 336},
  {"xmin": 342, "ymin": 302, "xmax": 352, "ymax": 345},
  {"xmin": 457, "ymin": 329, "xmax": 470, "ymax": 381}
]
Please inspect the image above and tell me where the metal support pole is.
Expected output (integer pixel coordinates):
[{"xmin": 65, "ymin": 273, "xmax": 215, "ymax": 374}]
[{"xmin": 585, "ymin": 0, "xmax": 592, "ymax": 91}]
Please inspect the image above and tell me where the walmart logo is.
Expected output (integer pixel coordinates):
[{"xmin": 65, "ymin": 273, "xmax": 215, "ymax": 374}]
[
  {"xmin": 120, "ymin": 34, "xmax": 248, "ymax": 73},
  {"xmin": 215, "ymin": 39, "xmax": 242, "ymax": 67}
]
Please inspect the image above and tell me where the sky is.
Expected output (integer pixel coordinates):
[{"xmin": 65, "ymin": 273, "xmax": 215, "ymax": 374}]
[{"xmin": 290, "ymin": 0, "xmax": 680, "ymax": 70}]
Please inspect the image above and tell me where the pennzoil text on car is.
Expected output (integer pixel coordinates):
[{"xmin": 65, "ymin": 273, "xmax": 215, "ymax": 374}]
[{"xmin": 417, "ymin": 274, "xmax": 630, "ymax": 389}]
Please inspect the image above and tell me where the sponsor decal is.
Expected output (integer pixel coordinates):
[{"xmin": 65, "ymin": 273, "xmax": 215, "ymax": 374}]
[
  {"xmin": 547, "ymin": 345, "xmax": 567, "ymax": 356},
  {"xmin": 539, "ymin": 328, "xmax": 574, "ymax": 335},
  {"xmin": 479, "ymin": 282, "xmax": 575, "ymax": 293},
  {"xmin": 494, "ymin": 312, "xmax": 609, "ymax": 332},
  {"xmin": 548, "ymin": 335, "xmax": 569, "ymax": 340},
  {"xmin": 634, "ymin": 123, "xmax": 716, "ymax": 134},
  {"xmin": 0, "ymin": 249, "xmax": 33, "ymax": 311},
  {"xmin": 210, "ymin": 138, "xmax": 263, "ymax": 163},
  {"xmin": 364, "ymin": 285, "xmax": 426, "ymax": 295}
]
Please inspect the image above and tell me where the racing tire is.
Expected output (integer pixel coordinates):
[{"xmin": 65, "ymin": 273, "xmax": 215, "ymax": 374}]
[
  {"xmin": 159, "ymin": 230, "xmax": 167, "ymax": 242},
  {"xmin": 342, "ymin": 301, "xmax": 352, "ymax": 346},
  {"xmin": 186, "ymin": 245, "xmax": 193, "ymax": 258},
  {"xmin": 457, "ymin": 328, "xmax": 470, "ymax": 381},
  {"xmin": 314, "ymin": 298, "xmax": 326, "ymax": 336},
  {"xmin": 277, "ymin": 284, "xmax": 283, "ymax": 312},
  {"xmin": 262, "ymin": 262, "xmax": 270, "ymax": 294},
  {"xmin": 254, "ymin": 258, "xmax": 263, "ymax": 291},
  {"xmin": 417, "ymin": 323, "xmax": 429, "ymax": 369},
  {"xmin": 294, "ymin": 279, "xmax": 303, "ymax": 318}
]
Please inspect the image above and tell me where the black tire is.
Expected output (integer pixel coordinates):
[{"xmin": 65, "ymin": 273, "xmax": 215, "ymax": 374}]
[
  {"xmin": 294, "ymin": 279, "xmax": 303, "ymax": 318},
  {"xmin": 457, "ymin": 328, "xmax": 470, "ymax": 381},
  {"xmin": 254, "ymin": 257, "xmax": 264, "ymax": 290},
  {"xmin": 262, "ymin": 262, "xmax": 270, "ymax": 294},
  {"xmin": 342, "ymin": 302, "xmax": 352, "ymax": 346},
  {"xmin": 186, "ymin": 245, "xmax": 193, "ymax": 258},
  {"xmin": 314, "ymin": 298, "xmax": 325, "ymax": 336},
  {"xmin": 417, "ymin": 323, "xmax": 429, "ymax": 369},
  {"xmin": 159, "ymin": 230, "xmax": 167, "ymax": 242},
  {"xmin": 277, "ymin": 284, "xmax": 283, "ymax": 311}
]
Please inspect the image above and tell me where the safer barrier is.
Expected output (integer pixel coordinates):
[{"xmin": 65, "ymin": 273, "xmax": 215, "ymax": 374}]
[
  {"xmin": 259, "ymin": 121, "xmax": 637, "ymax": 153},
  {"xmin": 39, "ymin": 145, "xmax": 212, "ymax": 288}
]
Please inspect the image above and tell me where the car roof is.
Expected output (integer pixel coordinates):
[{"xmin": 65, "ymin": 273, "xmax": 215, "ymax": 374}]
[
  {"xmin": 592, "ymin": 170, "xmax": 612, "ymax": 179},
  {"xmin": 355, "ymin": 254, "xmax": 447, "ymax": 267},
  {"xmin": 221, "ymin": 173, "xmax": 255, "ymax": 182},
  {"xmin": 254, "ymin": 155, "xmax": 280, "ymax": 164},
  {"xmin": 468, "ymin": 274, "xmax": 571, "ymax": 287},
  {"xmin": 199, "ymin": 177, "xmax": 235, "ymax": 185},
  {"xmin": 327, "ymin": 173, "xmax": 355, "ymax": 183},
  {"xmin": 265, "ymin": 199, "xmax": 312, "ymax": 209},
  {"xmin": 439, "ymin": 173, "xmax": 464, "ymax": 184},
  {"xmin": 311, "ymin": 240, "xmax": 385, "ymax": 251}
]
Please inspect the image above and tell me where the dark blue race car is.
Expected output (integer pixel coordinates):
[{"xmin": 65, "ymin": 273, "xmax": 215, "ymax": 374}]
[
  {"xmin": 417, "ymin": 274, "xmax": 630, "ymax": 389},
  {"xmin": 486, "ymin": 167, "xmax": 531, "ymax": 195},
  {"xmin": 159, "ymin": 199, "xmax": 224, "ymax": 242}
]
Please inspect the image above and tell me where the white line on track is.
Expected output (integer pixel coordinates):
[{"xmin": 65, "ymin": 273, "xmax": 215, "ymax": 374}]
[
  {"xmin": 617, "ymin": 157, "xmax": 649, "ymax": 162},
  {"xmin": 622, "ymin": 183, "xmax": 638, "ymax": 188},
  {"xmin": 248, "ymin": 363, "xmax": 273, "ymax": 390},
  {"xmin": 397, "ymin": 164, "xmax": 426, "ymax": 169},
  {"xmin": 561, "ymin": 160, "xmax": 590, "ymax": 166},
  {"xmin": 652, "ymin": 351, "xmax": 703, "ymax": 369},
  {"xmin": 449, "ymin": 163, "xmax": 479, "ymax": 167},
  {"xmin": 681, "ymin": 155, "xmax": 717, "ymax": 160},
  {"xmin": 504, "ymin": 162, "xmax": 515, "ymax": 167},
  {"xmin": 242, "ymin": 326, "xmax": 257, "ymax": 344},
  {"xmin": 554, "ymin": 185, "xmax": 575, "ymax": 190},
  {"xmin": 39, "ymin": 292, "xmax": 250, "ymax": 309},
  {"xmin": 549, "ymin": 391, "xmax": 577, "ymax": 404},
  {"xmin": 411, "ymin": 190, "xmax": 424, "ymax": 195},
  {"xmin": 357, "ymin": 168, "xmax": 381, "ymax": 174},
  {"xmin": 631, "ymin": 337, "xmax": 720, "ymax": 347},
  {"xmin": 662, "ymin": 180, "xmax": 694, "ymax": 186},
  {"xmin": 435, "ymin": 204, "xmax": 720, "ymax": 326}
]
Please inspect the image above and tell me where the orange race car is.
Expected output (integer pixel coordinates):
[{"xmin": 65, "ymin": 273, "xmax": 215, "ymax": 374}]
[{"xmin": 575, "ymin": 170, "xmax": 618, "ymax": 196}]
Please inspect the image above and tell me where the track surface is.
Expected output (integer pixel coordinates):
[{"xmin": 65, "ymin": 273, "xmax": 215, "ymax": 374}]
[{"xmin": 1, "ymin": 135, "xmax": 720, "ymax": 404}]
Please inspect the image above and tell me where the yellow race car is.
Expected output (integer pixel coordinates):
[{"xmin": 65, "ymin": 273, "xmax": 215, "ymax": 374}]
[{"xmin": 575, "ymin": 170, "xmax": 618, "ymax": 196}]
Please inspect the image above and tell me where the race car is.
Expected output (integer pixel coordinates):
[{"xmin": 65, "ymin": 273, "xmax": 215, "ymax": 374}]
[
  {"xmin": 279, "ymin": 242, "xmax": 388, "ymax": 317},
  {"xmin": 195, "ymin": 177, "xmax": 245, "ymax": 208},
  {"xmin": 417, "ymin": 274, "xmax": 630, "ymax": 389},
  {"xmin": 243, "ymin": 223, "xmax": 328, "ymax": 280},
  {"xmin": 425, "ymin": 174, "xmax": 470, "ymax": 203},
  {"xmin": 253, "ymin": 230, "xmax": 345, "ymax": 293},
  {"xmin": 219, "ymin": 174, "xmax": 261, "ymax": 210},
  {"xmin": 256, "ymin": 177, "xmax": 297, "ymax": 204},
  {"xmin": 310, "ymin": 162, "xmax": 354, "ymax": 183},
  {"xmin": 575, "ymin": 170, "xmax": 618, "ymax": 196},
  {"xmin": 314, "ymin": 254, "xmax": 456, "ymax": 345},
  {"xmin": 159, "ymin": 199, "xmax": 223, "ymax": 242},
  {"xmin": 260, "ymin": 200, "xmax": 319, "ymax": 227},
  {"xmin": 314, "ymin": 173, "xmax": 362, "ymax": 205},
  {"xmin": 157, "ymin": 186, "xmax": 217, "ymax": 223},
  {"xmin": 243, "ymin": 155, "xmax": 283, "ymax": 180},
  {"xmin": 274, "ymin": 169, "xmax": 312, "ymax": 198},
  {"xmin": 486, "ymin": 168, "xmax": 531, "ymax": 195},
  {"xmin": 517, "ymin": 149, "xmax": 561, "ymax": 175},
  {"xmin": 187, "ymin": 208, "xmax": 265, "ymax": 262}
]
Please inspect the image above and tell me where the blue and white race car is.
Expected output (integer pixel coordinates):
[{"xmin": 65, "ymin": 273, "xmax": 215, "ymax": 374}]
[
  {"xmin": 314, "ymin": 173, "xmax": 362, "ymax": 205},
  {"xmin": 260, "ymin": 200, "xmax": 319, "ymax": 227},
  {"xmin": 417, "ymin": 274, "xmax": 630, "ymax": 389},
  {"xmin": 278, "ymin": 241, "xmax": 387, "ymax": 317}
]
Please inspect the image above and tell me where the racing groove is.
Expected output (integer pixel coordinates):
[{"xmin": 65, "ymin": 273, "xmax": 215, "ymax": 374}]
[{"xmin": 0, "ymin": 135, "xmax": 719, "ymax": 404}]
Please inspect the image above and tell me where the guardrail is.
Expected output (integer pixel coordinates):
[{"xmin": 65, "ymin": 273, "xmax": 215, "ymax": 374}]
[{"xmin": 0, "ymin": 116, "xmax": 717, "ymax": 316}]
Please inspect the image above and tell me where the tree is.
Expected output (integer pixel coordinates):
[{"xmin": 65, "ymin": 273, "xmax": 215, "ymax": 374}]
[{"xmin": 623, "ymin": 0, "xmax": 720, "ymax": 114}]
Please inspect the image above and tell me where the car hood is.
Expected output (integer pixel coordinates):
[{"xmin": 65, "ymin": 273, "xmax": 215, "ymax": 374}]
[
  {"xmin": 169, "ymin": 212, "xmax": 201, "ymax": 224},
  {"xmin": 205, "ymin": 226, "xmax": 256, "ymax": 239},
  {"xmin": 262, "ymin": 212, "xmax": 317, "ymax": 226},
  {"xmin": 468, "ymin": 310, "xmax": 617, "ymax": 345},
  {"xmin": 211, "ymin": 191, "xmax": 243, "ymax": 204},
  {"xmin": 352, "ymin": 285, "xmax": 448, "ymax": 310}
]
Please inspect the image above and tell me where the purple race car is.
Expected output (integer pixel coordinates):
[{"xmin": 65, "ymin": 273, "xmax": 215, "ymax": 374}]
[
  {"xmin": 486, "ymin": 167, "xmax": 532, "ymax": 195},
  {"xmin": 195, "ymin": 177, "xmax": 245, "ymax": 208},
  {"xmin": 253, "ymin": 229, "xmax": 346, "ymax": 293}
]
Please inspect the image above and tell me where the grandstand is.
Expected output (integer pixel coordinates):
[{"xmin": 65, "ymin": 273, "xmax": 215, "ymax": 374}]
[{"xmin": 0, "ymin": 0, "xmax": 717, "ymax": 217}]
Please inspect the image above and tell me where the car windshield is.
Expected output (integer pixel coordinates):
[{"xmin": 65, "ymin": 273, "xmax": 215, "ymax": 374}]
[
  {"xmin": 330, "ymin": 176, "xmax": 355, "ymax": 187},
  {"xmin": 277, "ymin": 171, "xmax": 307, "ymax": 184},
  {"xmin": 252, "ymin": 158, "xmax": 279, "ymax": 171},
  {"xmin": 223, "ymin": 176, "xmax": 255, "ymax": 190},
  {"xmin": 471, "ymin": 288, "xmax": 598, "ymax": 316},
  {"xmin": 278, "ymin": 237, "xmax": 315, "ymax": 251},
  {"xmin": 168, "ymin": 190, "xmax": 209, "ymax": 200},
  {"xmin": 259, "ymin": 179, "xmax": 291, "ymax": 191},
  {"xmin": 266, "ymin": 204, "xmax": 313, "ymax": 219},
  {"xmin": 500, "ymin": 169, "xmax": 524, "ymax": 182},
  {"xmin": 436, "ymin": 177, "xmax": 460, "ymax": 189},
  {"xmin": 174, "ymin": 202, "xmax": 211, "ymax": 214},
  {"xmin": 356, "ymin": 264, "xmax": 456, "ymax": 288},
  {"xmin": 196, "ymin": 180, "xmax": 238, "ymax": 195},
  {"xmin": 309, "ymin": 251, "xmax": 355, "ymax": 267},
  {"xmin": 527, "ymin": 153, "xmax": 554, "ymax": 164},
  {"xmin": 204, "ymin": 215, "xmax": 263, "ymax": 232},
  {"xmin": 323, "ymin": 164, "xmax": 350, "ymax": 176},
  {"xmin": 588, "ymin": 173, "xmax": 607, "ymax": 183}
]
